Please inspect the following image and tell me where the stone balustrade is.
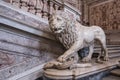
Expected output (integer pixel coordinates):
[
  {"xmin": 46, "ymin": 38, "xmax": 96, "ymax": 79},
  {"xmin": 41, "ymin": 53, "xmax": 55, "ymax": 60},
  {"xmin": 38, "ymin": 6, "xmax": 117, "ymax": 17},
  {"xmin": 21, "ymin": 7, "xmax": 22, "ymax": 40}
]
[
  {"xmin": 8, "ymin": 0, "xmax": 63, "ymax": 20},
  {"xmin": 3, "ymin": 0, "xmax": 81, "ymax": 21}
]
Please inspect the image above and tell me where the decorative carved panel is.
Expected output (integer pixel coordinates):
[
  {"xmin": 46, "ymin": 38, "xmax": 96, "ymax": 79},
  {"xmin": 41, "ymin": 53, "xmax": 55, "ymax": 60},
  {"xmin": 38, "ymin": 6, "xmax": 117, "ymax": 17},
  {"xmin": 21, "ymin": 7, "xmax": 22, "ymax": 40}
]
[{"xmin": 89, "ymin": 0, "xmax": 120, "ymax": 30}]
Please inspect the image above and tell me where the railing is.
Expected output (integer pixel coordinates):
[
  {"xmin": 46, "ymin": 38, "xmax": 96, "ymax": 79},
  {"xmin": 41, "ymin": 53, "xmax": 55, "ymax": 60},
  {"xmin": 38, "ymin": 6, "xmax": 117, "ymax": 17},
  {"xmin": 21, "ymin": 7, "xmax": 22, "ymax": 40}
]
[
  {"xmin": 3, "ymin": 0, "xmax": 81, "ymax": 21},
  {"xmin": 9, "ymin": 0, "xmax": 63, "ymax": 20}
]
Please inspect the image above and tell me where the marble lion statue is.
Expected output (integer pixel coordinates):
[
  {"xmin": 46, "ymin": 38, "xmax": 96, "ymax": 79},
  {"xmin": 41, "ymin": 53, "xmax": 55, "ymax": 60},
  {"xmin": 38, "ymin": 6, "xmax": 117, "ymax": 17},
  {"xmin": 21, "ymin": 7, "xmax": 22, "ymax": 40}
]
[{"xmin": 44, "ymin": 11, "xmax": 109, "ymax": 70}]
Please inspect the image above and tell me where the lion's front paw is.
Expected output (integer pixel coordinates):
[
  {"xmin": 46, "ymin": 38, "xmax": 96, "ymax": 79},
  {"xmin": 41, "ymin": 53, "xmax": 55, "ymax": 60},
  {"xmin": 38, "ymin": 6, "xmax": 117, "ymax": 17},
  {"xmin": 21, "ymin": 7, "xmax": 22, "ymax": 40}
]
[
  {"xmin": 57, "ymin": 55, "xmax": 66, "ymax": 62},
  {"xmin": 103, "ymin": 56, "xmax": 109, "ymax": 61},
  {"xmin": 43, "ymin": 62, "xmax": 54, "ymax": 70},
  {"xmin": 82, "ymin": 56, "xmax": 91, "ymax": 62}
]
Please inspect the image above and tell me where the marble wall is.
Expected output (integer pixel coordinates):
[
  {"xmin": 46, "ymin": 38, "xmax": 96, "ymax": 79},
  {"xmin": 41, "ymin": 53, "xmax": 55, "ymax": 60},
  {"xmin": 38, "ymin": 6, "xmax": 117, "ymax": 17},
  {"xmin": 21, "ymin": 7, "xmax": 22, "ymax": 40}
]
[
  {"xmin": 0, "ymin": 1, "xmax": 65, "ymax": 80},
  {"xmin": 0, "ymin": 25, "xmax": 65, "ymax": 80}
]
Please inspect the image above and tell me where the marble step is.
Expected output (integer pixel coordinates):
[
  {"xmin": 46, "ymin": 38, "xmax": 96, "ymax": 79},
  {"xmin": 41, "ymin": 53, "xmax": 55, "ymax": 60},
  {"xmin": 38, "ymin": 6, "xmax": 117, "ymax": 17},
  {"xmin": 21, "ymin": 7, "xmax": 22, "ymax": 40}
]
[
  {"xmin": 95, "ymin": 45, "xmax": 120, "ymax": 48},
  {"xmin": 94, "ymin": 47, "xmax": 120, "ymax": 51},
  {"xmin": 110, "ymin": 69, "xmax": 120, "ymax": 77},
  {"xmin": 94, "ymin": 45, "xmax": 120, "ymax": 58},
  {"xmin": 93, "ymin": 51, "xmax": 120, "ymax": 58},
  {"xmin": 94, "ymin": 51, "xmax": 120, "ymax": 58},
  {"xmin": 95, "ymin": 45, "xmax": 120, "ymax": 50},
  {"xmin": 94, "ymin": 49, "xmax": 120, "ymax": 53},
  {"xmin": 103, "ymin": 75, "xmax": 120, "ymax": 80},
  {"xmin": 109, "ymin": 53, "xmax": 120, "ymax": 58},
  {"xmin": 94, "ymin": 49, "xmax": 120, "ymax": 57}
]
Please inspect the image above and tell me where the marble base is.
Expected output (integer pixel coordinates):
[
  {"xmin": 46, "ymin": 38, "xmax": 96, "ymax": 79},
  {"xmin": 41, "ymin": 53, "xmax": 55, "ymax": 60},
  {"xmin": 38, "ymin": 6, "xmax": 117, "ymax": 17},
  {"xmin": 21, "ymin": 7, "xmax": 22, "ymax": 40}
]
[
  {"xmin": 43, "ymin": 71, "xmax": 109, "ymax": 80},
  {"xmin": 43, "ymin": 57, "xmax": 120, "ymax": 80}
]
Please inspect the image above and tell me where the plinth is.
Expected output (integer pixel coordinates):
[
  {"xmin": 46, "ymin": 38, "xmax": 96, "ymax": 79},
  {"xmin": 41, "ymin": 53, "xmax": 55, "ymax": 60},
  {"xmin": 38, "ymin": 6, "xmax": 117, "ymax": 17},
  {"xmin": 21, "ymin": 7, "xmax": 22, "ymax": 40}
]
[{"xmin": 43, "ymin": 59, "xmax": 119, "ymax": 80}]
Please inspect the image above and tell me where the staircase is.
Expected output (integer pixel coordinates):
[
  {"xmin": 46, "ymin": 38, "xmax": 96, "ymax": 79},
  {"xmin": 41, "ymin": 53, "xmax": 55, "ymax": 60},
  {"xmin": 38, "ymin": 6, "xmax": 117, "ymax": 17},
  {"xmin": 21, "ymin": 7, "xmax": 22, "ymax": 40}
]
[
  {"xmin": 103, "ymin": 75, "xmax": 120, "ymax": 80},
  {"xmin": 94, "ymin": 45, "xmax": 120, "ymax": 58},
  {"xmin": 94, "ymin": 45, "xmax": 120, "ymax": 80},
  {"xmin": 103, "ymin": 64, "xmax": 120, "ymax": 80}
]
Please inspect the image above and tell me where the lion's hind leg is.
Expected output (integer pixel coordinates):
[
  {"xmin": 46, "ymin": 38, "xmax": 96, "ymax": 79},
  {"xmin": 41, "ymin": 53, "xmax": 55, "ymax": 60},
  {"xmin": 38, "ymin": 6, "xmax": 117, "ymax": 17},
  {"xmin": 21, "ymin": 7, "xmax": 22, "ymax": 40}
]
[
  {"xmin": 102, "ymin": 44, "xmax": 109, "ymax": 61},
  {"xmin": 96, "ymin": 48, "xmax": 105, "ymax": 63},
  {"xmin": 97, "ymin": 37, "xmax": 109, "ymax": 62}
]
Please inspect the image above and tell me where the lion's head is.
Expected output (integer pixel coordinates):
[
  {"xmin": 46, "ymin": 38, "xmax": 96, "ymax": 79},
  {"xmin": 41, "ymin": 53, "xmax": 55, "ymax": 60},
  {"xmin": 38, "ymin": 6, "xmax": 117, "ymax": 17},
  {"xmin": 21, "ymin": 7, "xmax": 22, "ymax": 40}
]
[{"xmin": 49, "ymin": 11, "xmax": 70, "ymax": 34}]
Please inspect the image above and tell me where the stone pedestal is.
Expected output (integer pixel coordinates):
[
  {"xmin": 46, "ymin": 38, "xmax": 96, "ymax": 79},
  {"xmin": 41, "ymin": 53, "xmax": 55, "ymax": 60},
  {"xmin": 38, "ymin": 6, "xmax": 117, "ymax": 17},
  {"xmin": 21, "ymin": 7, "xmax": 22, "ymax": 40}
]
[
  {"xmin": 43, "ymin": 58, "xmax": 119, "ymax": 80},
  {"xmin": 43, "ymin": 71, "xmax": 109, "ymax": 80}
]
